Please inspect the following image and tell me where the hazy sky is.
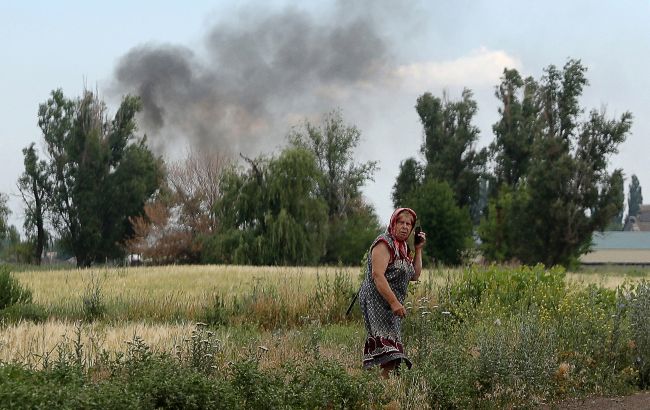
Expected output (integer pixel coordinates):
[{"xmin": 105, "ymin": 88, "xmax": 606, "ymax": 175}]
[{"xmin": 2, "ymin": 0, "xmax": 649, "ymax": 231}]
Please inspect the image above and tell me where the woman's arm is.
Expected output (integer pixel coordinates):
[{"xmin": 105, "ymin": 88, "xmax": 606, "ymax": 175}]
[{"xmin": 371, "ymin": 242, "xmax": 406, "ymax": 318}]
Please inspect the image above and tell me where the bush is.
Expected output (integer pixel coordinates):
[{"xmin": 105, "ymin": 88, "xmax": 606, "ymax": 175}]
[
  {"xmin": 472, "ymin": 312, "xmax": 557, "ymax": 405},
  {"xmin": 285, "ymin": 359, "xmax": 383, "ymax": 408},
  {"xmin": 200, "ymin": 294, "xmax": 229, "ymax": 327},
  {"xmin": 0, "ymin": 303, "xmax": 48, "ymax": 323},
  {"xmin": 628, "ymin": 281, "xmax": 650, "ymax": 388},
  {"xmin": 404, "ymin": 333, "xmax": 477, "ymax": 409},
  {"xmin": 446, "ymin": 264, "xmax": 567, "ymax": 320},
  {"xmin": 81, "ymin": 273, "xmax": 105, "ymax": 321},
  {"xmin": 0, "ymin": 364, "xmax": 140, "ymax": 410},
  {"xmin": 0, "ymin": 265, "xmax": 32, "ymax": 310},
  {"xmin": 125, "ymin": 357, "xmax": 238, "ymax": 410}
]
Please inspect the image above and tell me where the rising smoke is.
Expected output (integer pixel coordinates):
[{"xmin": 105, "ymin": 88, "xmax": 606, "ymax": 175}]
[{"xmin": 111, "ymin": 3, "xmax": 395, "ymax": 158}]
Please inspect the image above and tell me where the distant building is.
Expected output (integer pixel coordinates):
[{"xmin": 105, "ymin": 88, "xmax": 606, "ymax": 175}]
[
  {"xmin": 580, "ymin": 231, "xmax": 650, "ymax": 265},
  {"xmin": 623, "ymin": 204, "xmax": 650, "ymax": 231}
]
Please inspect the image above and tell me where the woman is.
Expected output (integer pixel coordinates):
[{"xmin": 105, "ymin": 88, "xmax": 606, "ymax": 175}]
[{"xmin": 359, "ymin": 207, "xmax": 426, "ymax": 377}]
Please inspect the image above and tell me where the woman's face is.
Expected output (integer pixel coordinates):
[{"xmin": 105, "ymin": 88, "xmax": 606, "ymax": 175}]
[{"xmin": 393, "ymin": 212, "xmax": 414, "ymax": 241}]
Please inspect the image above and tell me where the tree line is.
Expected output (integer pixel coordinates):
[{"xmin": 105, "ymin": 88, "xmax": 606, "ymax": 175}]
[{"xmin": 0, "ymin": 58, "xmax": 644, "ymax": 268}]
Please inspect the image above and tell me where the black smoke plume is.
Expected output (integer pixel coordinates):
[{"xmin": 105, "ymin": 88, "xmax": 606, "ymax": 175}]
[{"xmin": 111, "ymin": 5, "xmax": 392, "ymax": 156}]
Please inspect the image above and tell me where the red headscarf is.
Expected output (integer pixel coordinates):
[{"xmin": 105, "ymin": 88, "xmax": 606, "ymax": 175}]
[{"xmin": 387, "ymin": 207, "xmax": 417, "ymax": 261}]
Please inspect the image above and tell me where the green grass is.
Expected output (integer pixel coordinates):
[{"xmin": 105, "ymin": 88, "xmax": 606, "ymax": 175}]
[{"xmin": 3, "ymin": 263, "xmax": 650, "ymax": 408}]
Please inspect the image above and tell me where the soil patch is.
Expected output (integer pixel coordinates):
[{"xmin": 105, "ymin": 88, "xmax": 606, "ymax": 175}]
[{"xmin": 541, "ymin": 391, "xmax": 650, "ymax": 409}]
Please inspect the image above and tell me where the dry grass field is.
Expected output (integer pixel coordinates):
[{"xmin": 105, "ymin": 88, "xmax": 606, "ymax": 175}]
[
  {"xmin": 3, "ymin": 264, "xmax": 647, "ymax": 367},
  {"xmin": 3, "ymin": 265, "xmax": 368, "ymax": 368},
  {"xmin": 14, "ymin": 263, "xmax": 644, "ymax": 305},
  {"xmin": 14, "ymin": 265, "xmax": 353, "ymax": 305}
]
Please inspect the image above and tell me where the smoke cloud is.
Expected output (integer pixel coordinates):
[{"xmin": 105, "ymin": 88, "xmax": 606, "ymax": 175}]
[{"xmin": 111, "ymin": 5, "xmax": 392, "ymax": 157}]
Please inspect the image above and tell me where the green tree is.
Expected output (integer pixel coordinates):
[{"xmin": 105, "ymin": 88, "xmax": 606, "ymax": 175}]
[
  {"xmin": 628, "ymin": 174, "xmax": 643, "ymax": 218},
  {"xmin": 478, "ymin": 187, "xmax": 527, "ymax": 262},
  {"xmin": 0, "ymin": 226, "xmax": 32, "ymax": 264},
  {"xmin": 36, "ymin": 89, "xmax": 163, "ymax": 267},
  {"xmin": 288, "ymin": 110, "xmax": 380, "ymax": 264},
  {"xmin": 490, "ymin": 69, "xmax": 540, "ymax": 189},
  {"xmin": 481, "ymin": 59, "xmax": 632, "ymax": 267},
  {"xmin": 18, "ymin": 143, "xmax": 48, "ymax": 265},
  {"xmin": 405, "ymin": 179, "xmax": 473, "ymax": 265},
  {"xmin": 416, "ymin": 89, "xmax": 488, "ymax": 222},
  {"xmin": 0, "ymin": 194, "xmax": 9, "ymax": 241},
  {"xmin": 208, "ymin": 147, "xmax": 328, "ymax": 265},
  {"xmin": 325, "ymin": 198, "xmax": 381, "ymax": 265},
  {"xmin": 391, "ymin": 157, "xmax": 423, "ymax": 208},
  {"xmin": 606, "ymin": 173, "xmax": 625, "ymax": 231}
]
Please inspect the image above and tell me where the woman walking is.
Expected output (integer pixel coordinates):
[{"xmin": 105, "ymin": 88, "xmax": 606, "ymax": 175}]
[{"xmin": 359, "ymin": 207, "xmax": 426, "ymax": 378}]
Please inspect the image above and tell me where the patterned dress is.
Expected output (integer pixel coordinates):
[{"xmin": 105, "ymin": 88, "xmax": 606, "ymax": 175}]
[{"xmin": 359, "ymin": 232, "xmax": 415, "ymax": 369}]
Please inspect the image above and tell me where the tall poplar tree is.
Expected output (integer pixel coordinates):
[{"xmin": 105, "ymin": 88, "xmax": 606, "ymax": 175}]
[
  {"xmin": 628, "ymin": 174, "xmax": 643, "ymax": 218},
  {"xmin": 18, "ymin": 143, "xmax": 48, "ymax": 264},
  {"xmin": 392, "ymin": 157, "xmax": 423, "ymax": 208},
  {"xmin": 0, "ymin": 193, "xmax": 9, "ymax": 241},
  {"xmin": 481, "ymin": 60, "xmax": 632, "ymax": 266},
  {"xmin": 416, "ymin": 89, "xmax": 488, "ymax": 222}
]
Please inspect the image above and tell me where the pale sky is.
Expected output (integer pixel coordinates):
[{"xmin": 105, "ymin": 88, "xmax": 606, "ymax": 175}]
[{"xmin": 1, "ymin": 1, "xmax": 649, "ymax": 232}]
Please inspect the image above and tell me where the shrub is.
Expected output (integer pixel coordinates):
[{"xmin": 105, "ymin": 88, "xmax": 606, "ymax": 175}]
[
  {"xmin": 446, "ymin": 264, "xmax": 567, "ymax": 321},
  {"xmin": 284, "ymin": 359, "xmax": 384, "ymax": 409},
  {"xmin": 81, "ymin": 273, "xmax": 105, "ymax": 321},
  {"xmin": 0, "ymin": 303, "xmax": 48, "ymax": 323},
  {"xmin": 125, "ymin": 357, "xmax": 238, "ymax": 410},
  {"xmin": 200, "ymin": 294, "xmax": 229, "ymax": 327},
  {"xmin": 628, "ymin": 281, "xmax": 650, "ymax": 388},
  {"xmin": 472, "ymin": 311, "xmax": 557, "ymax": 405},
  {"xmin": 0, "ymin": 355, "xmax": 140, "ymax": 409},
  {"xmin": 229, "ymin": 358, "xmax": 284, "ymax": 409},
  {"xmin": 0, "ymin": 265, "xmax": 32, "ymax": 310},
  {"xmin": 404, "ymin": 334, "xmax": 477, "ymax": 409}
]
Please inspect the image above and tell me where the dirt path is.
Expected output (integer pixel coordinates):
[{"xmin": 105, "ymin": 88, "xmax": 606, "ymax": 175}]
[{"xmin": 542, "ymin": 391, "xmax": 650, "ymax": 409}]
